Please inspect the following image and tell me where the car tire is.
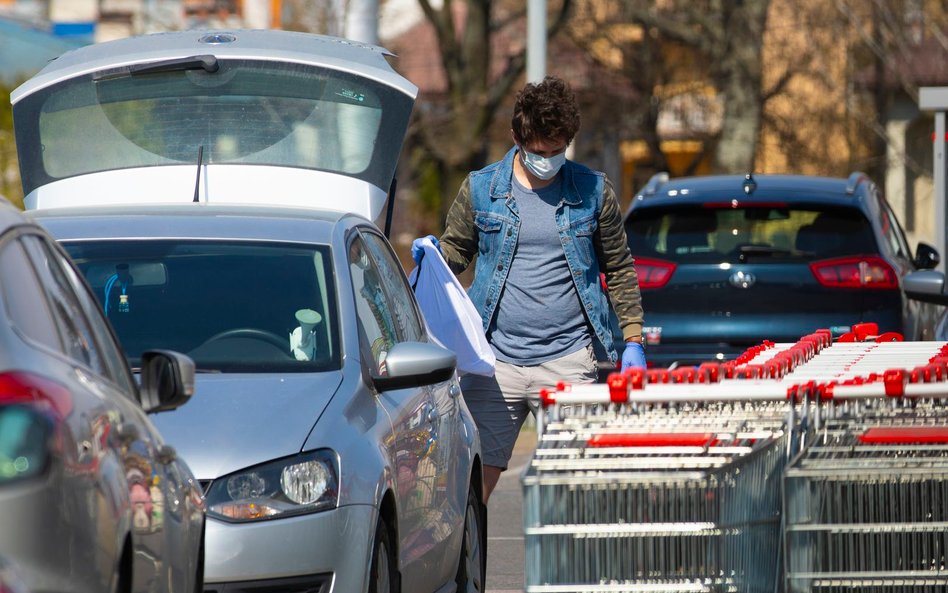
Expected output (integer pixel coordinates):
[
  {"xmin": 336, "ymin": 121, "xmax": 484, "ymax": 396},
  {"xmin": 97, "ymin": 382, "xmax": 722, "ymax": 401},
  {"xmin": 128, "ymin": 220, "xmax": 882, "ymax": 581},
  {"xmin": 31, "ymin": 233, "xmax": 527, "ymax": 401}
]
[
  {"xmin": 454, "ymin": 485, "xmax": 486, "ymax": 593},
  {"xmin": 368, "ymin": 516, "xmax": 396, "ymax": 593}
]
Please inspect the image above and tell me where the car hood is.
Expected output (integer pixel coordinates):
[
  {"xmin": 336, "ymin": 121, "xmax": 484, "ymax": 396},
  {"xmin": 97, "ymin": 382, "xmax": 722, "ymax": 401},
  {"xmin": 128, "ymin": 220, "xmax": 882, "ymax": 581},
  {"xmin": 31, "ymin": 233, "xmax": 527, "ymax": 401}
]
[
  {"xmin": 12, "ymin": 29, "xmax": 417, "ymax": 220},
  {"xmin": 149, "ymin": 371, "xmax": 343, "ymax": 481}
]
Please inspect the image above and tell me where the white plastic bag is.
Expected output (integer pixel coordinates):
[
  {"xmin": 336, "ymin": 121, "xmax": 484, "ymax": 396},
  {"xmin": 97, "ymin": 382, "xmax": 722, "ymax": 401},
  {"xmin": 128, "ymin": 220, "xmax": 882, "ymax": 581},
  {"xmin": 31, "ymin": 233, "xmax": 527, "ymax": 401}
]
[{"xmin": 408, "ymin": 238, "xmax": 496, "ymax": 376}]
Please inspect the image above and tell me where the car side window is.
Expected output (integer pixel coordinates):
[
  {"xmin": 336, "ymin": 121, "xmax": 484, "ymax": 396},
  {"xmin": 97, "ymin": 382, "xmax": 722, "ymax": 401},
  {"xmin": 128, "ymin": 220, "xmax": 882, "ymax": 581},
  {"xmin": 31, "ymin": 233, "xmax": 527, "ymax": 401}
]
[
  {"xmin": 878, "ymin": 198, "xmax": 912, "ymax": 262},
  {"xmin": 49, "ymin": 244, "xmax": 137, "ymax": 394},
  {"xmin": 359, "ymin": 230, "xmax": 424, "ymax": 342},
  {"xmin": 349, "ymin": 235, "xmax": 398, "ymax": 374},
  {"xmin": 0, "ymin": 234, "xmax": 62, "ymax": 351},
  {"xmin": 19, "ymin": 235, "xmax": 110, "ymax": 379}
]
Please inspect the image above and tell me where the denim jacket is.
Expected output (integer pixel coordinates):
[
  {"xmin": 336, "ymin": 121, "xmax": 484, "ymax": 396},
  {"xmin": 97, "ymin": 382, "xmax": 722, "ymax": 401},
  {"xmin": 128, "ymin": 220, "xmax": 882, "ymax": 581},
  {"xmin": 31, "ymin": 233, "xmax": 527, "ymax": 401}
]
[{"xmin": 440, "ymin": 147, "xmax": 643, "ymax": 363}]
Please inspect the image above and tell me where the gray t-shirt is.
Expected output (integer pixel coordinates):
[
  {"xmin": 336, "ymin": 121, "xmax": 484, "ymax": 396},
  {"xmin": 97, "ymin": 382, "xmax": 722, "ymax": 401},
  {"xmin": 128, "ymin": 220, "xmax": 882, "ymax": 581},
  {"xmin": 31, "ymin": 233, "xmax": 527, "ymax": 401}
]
[{"xmin": 488, "ymin": 175, "xmax": 591, "ymax": 365}]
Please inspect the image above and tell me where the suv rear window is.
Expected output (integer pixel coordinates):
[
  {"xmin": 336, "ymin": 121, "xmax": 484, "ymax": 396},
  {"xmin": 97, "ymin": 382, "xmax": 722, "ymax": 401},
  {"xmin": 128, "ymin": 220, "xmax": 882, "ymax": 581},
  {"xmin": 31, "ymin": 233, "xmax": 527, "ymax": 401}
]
[{"xmin": 626, "ymin": 205, "xmax": 877, "ymax": 263}]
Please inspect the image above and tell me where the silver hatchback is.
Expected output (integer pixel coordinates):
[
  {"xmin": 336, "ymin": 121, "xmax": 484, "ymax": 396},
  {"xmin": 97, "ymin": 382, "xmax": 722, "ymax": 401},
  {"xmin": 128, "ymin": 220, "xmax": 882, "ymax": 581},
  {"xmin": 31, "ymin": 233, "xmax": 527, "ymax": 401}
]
[
  {"xmin": 17, "ymin": 28, "xmax": 485, "ymax": 593},
  {"xmin": 0, "ymin": 200, "xmax": 204, "ymax": 593}
]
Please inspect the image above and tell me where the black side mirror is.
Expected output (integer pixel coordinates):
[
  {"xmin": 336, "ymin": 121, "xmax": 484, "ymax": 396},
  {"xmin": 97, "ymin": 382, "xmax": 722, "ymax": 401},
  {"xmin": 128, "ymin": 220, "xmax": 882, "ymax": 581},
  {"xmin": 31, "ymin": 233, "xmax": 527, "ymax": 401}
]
[
  {"xmin": 914, "ymin": 242, "xmax": 940, "ymax": 270},
  {"xmin": 139, "ymin": 350, "xmax": 196, "ymax": 413}
]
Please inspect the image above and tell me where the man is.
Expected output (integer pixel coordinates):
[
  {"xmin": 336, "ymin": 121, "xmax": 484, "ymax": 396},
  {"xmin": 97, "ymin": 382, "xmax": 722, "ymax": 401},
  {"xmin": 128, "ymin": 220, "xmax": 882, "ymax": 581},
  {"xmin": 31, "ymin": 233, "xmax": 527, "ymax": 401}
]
[{"xmin": 413, "ymin": 76, "xmax": 645, "ymax": 502}]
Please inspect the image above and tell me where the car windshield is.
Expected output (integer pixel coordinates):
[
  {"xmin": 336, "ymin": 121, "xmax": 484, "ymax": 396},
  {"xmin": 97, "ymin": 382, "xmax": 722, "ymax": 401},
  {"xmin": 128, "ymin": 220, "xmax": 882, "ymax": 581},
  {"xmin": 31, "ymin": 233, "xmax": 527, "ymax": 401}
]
[
  {"xmin": 626, "ymin": 205, "xmax": 877, "ymax": 263},
  {"xmin": 63, "ymin": 240, "xmax": 340, "ymax": 373},
  {"xmin": 14, "ymin": 59, "xmax": 413, "ymax": 195}
]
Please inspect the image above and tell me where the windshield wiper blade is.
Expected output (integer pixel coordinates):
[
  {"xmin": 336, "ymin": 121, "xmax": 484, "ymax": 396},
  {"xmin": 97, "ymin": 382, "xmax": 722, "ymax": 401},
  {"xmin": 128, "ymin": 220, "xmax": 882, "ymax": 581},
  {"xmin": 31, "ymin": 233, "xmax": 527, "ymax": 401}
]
[{"xmin": 129, "ymin": 55, "xmax": 219, "ymax": 75}]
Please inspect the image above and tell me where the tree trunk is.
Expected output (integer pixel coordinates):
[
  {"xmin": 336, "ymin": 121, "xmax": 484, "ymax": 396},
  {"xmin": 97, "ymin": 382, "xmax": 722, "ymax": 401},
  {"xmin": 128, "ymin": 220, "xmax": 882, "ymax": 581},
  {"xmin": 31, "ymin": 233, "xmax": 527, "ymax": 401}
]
[{"xmin": 710, "ymin": 0, "xmax": 770, "ymax": 173}]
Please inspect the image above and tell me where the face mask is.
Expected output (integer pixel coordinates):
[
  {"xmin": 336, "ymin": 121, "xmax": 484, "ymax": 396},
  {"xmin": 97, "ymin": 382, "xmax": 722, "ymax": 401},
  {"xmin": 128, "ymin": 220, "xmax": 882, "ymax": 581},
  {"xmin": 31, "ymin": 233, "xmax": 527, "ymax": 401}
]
[{"xmin": 520, "ymin": 148, "xmax": 566, "ymax": 180}]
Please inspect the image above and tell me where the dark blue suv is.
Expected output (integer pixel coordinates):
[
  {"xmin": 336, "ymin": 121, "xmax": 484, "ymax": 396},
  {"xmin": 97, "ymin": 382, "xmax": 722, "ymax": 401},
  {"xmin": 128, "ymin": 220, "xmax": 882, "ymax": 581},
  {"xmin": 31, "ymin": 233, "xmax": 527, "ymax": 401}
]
[{"xmin": 622, "ymin": 172, "xmax": 942, "ymax": 368}]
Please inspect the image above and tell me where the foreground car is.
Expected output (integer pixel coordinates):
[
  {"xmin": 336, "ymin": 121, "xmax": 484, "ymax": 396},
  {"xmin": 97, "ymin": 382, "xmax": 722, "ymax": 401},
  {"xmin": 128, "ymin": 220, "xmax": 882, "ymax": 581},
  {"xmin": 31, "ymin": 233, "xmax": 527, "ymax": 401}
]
[
  {"xmin": 623, "ymin": 172, "xmax": 941, "ymax": 367},
  {"xmin": 0, "ymin": 200, "xmax": 204, "ymax": 593},
  {"xmin": 16, "ymin": 28, "xmax": 485, "ymax": 593},
  {"xmin": 35, "ymin": 204, "xmax": 485, "ymax": 593}
]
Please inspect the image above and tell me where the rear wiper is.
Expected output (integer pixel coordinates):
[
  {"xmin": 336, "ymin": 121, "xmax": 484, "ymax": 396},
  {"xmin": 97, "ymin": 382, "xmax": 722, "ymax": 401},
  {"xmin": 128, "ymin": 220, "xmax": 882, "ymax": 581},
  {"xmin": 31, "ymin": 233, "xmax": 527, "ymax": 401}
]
[
  {"xmin": 130, "ymin": 55, "xmax": 219, "ymax": 75},
  {"xmin": 94, "ymin": 55, "xmax": 219, "ymax": 81},
  {"xmin": 737, "ymin": 245, "xmax": 792, "ymax": 262}
]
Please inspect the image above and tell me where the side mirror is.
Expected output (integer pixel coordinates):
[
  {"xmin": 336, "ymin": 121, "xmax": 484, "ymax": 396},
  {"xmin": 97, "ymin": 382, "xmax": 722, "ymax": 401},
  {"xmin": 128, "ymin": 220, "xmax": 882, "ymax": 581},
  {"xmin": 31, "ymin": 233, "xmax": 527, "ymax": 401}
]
[
  {"xmin": 914, "ymin": 242, "xmax": 940, "ymax": 270},
  {"xmin": 903, "ymin": 270, "xmax": 948, "ymax": 305},
  {"xmin": 372, "ymin": 341, "xmax": 457, "ymax": 392},
  {"xmin": 139, "ymin": 350, "xmax": 196, "ymax": 413}
]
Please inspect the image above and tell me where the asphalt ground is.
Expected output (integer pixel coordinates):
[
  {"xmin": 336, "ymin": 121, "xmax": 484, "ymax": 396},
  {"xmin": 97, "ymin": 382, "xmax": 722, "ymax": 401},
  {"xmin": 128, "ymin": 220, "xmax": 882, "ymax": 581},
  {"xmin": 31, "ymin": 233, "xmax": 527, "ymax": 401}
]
[{"xmin": 484, "ymin": 424, "xmax": 537, "ymax": 593}]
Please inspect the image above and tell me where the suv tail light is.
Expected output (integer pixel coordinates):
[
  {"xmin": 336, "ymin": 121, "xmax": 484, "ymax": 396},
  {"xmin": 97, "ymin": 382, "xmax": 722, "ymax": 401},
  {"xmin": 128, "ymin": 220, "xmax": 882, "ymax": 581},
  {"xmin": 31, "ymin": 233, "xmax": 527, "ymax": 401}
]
[
  {"xmin": 634, "ymin": 257, "xmax": 677, "ymax": 289},
  {"xmin": 809, "ymin": 256, "xmax": 898, "ymax": 289}
]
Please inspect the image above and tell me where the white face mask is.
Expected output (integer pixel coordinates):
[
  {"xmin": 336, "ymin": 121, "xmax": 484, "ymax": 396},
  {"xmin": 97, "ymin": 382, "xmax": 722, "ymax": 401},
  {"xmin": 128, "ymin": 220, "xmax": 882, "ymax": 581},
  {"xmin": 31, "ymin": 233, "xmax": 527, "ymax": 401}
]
[{"xmin": 520, "ymin": 148, "xmax": 566, "ymax": 180}]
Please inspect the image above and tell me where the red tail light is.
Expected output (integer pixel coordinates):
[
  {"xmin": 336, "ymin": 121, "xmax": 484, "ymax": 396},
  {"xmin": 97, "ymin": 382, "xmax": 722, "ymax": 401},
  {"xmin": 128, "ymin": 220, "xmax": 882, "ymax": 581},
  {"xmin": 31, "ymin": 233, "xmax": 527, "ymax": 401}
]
[
  {"xmin": 809, "ymin": 256, "xmax": 898, "ymax": 289},
  {"xmin": 0, "ymin": 371, "xmax": 73, "ymax": 419},
  {"xmin": 634, "ymin": 257, "xmax": 677, "ymax": 289}
]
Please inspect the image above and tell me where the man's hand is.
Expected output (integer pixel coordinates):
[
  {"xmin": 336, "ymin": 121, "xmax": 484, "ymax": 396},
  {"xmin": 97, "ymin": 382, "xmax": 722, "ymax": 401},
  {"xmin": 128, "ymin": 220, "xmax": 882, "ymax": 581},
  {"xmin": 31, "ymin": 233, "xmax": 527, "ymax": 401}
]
[
  {"xmin": 621, "ymin": 341, "xmax": 646, "ymax": 372},
  {"xmin": 411, "ymin": 235, "xmax": 440, "ymax": 265}
]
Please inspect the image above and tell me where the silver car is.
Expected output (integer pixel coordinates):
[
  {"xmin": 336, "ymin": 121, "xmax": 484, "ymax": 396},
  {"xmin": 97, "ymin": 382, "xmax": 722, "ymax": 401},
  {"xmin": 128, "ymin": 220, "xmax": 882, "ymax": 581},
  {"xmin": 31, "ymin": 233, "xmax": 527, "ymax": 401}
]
[
  {"xmin": 16, "ymin": 29, "xmax": 486, "ymax": 593},
  {"xmin": 0, "ymin": 200, "xmax": 204, "ymax": 593}
]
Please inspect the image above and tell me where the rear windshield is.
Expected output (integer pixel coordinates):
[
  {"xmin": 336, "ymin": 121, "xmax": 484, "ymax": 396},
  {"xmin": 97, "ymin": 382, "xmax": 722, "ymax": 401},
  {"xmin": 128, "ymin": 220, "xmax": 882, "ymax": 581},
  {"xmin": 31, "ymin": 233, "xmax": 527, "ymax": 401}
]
[
  {"xmin": 626, "ymin": 205, "xmax": 877, "ymax": 263},
  {"xmin": 63, "ymin": 240, "xmax": 340, "ymax": 373},
  {"xmin": 14, "ymin": 59, "xmax": 413, "ymax": 195}
]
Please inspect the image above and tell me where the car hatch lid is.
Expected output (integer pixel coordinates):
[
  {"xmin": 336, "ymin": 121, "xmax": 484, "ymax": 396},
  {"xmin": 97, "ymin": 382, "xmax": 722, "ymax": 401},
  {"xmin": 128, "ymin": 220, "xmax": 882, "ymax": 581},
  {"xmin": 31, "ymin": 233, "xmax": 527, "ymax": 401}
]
[{"xmin": 12, "ymin": 29, "xmax": 417, "ymax": 220}]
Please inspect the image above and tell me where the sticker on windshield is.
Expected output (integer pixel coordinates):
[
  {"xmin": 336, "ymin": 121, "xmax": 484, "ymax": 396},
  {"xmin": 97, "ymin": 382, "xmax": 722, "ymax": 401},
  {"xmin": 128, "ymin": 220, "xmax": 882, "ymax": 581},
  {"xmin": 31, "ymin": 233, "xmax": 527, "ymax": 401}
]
[
  {"xmin": 643, "ymin": 326, "xmax": 662, "ymax": 346},
  {"xmin": 336, "ymin": 89, "xmax": 365, "ymax": 103}
]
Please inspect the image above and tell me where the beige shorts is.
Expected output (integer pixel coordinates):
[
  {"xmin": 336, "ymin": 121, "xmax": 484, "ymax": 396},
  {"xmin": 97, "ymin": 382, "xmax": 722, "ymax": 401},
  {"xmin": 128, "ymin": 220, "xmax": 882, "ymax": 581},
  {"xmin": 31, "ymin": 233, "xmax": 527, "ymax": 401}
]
[{"xmin": 460, "ymin": 345, "xmax": 597, "ymax": 469}]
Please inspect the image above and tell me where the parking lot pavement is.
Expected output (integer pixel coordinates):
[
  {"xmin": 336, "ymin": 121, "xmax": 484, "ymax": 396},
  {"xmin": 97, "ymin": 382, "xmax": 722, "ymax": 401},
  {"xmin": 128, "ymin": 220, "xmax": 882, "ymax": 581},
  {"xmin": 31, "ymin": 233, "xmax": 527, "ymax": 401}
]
[{"xmin": 485, "ymin": 424, "xmax": 537, "ymax": 593}]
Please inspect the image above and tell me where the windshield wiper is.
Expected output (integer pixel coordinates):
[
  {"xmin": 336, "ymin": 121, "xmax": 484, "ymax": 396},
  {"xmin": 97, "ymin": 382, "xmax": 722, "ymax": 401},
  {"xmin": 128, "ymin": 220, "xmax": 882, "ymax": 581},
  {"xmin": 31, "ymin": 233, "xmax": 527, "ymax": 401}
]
[{"xmin": 131, "ymin": 367, "xmax": 222, "ymax": 374}]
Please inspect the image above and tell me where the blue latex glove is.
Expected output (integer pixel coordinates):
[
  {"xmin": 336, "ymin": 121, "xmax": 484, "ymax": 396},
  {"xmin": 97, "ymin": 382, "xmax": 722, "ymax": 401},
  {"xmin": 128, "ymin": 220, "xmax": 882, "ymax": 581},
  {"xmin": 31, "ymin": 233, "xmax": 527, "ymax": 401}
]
[
  {"xmin": 620, "ymin": 341, "xmax": 647, "ymax": 372},
  {"xmin": 411, "ymin": 234, "xmax": 440, "ymax": 265}
]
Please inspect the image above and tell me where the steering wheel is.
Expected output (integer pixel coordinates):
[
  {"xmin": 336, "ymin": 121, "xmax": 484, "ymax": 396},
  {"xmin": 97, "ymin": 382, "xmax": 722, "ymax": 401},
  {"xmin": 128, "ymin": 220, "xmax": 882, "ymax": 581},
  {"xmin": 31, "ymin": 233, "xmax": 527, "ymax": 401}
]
[{"xmin": 201, "ymin": 328, "xmax": 288, "ymax": 351}]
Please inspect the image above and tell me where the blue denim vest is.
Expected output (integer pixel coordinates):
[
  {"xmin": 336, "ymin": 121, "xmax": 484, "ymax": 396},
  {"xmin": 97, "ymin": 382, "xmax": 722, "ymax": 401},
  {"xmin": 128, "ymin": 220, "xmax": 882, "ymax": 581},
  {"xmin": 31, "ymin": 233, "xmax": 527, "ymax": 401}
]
[{"xmin": 467, "ymin": 147, "xmax": 621, "ymax": 363}]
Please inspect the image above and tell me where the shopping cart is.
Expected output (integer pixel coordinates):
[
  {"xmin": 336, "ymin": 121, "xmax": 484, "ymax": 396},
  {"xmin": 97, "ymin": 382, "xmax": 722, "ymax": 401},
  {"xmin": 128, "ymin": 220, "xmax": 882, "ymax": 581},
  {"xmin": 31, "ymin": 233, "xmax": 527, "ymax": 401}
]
[
  {"xmin": 522, "ymin": 325, "xmax": 948, "ymax": 593},
  {"xmin": 776, "ymin": 340, "xmax": 948, "ymax": 593},
  {"xmin": 520, "ymin": 332, "xmax": 831, "ymax": 593}
]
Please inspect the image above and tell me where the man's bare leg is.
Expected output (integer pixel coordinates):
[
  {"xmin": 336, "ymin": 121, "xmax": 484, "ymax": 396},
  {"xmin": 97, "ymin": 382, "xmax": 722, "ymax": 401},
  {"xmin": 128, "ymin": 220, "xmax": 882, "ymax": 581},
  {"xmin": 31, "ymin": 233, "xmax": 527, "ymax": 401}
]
[{"xmin": 483, "ymin": 465, "xmax": 503, "ymax": 503}]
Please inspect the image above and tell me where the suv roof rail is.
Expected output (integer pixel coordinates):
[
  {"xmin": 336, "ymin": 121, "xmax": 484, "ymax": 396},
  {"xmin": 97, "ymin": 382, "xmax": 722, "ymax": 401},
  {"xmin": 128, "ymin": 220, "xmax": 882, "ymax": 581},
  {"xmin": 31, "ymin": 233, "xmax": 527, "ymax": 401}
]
[
  {"xmin": 638, "ymin": 172, "xmax": 669, "ymax": 197},
  {"xmin": 846, "ymin": 171, "xmax": 870, "ymax": 195}
]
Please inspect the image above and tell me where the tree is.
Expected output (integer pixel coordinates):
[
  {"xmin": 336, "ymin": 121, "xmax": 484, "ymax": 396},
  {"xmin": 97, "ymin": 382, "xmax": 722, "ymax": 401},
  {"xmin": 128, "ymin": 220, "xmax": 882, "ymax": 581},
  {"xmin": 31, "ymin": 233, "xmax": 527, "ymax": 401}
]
[
  {"xmin": 403, "ymin": 0, "xmax": 572, "ymax": 225},
  {"xmin": 570, "ymin": 0, "xmax": 772, "ymax": 175},
  {"xmin": 0, "ymin": 81, "xmax": 23, "ymax": 209}
]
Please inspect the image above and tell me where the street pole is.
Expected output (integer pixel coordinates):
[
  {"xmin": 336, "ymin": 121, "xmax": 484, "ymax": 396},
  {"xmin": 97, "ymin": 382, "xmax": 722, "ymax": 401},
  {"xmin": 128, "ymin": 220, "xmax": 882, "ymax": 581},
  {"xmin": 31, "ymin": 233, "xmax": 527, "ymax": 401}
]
[
  {"xmin": 920, "ymin": 87, "xmax": 948, "ymax": 274},
  {"xmin": 526, "ymin": 0, "xmax": 546, "ymax": 84}
]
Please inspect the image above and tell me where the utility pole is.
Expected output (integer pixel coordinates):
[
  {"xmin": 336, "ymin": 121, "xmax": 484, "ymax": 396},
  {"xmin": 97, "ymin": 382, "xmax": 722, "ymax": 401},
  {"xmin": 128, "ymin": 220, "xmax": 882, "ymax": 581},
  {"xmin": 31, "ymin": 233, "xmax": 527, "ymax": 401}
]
[
  {"xmin": 526, "ymin": 0, "xmax": 546, "ymax": 83},
  {"xmin": 920, "ymin": 87, "xmax": 948, "ymax": 273}
]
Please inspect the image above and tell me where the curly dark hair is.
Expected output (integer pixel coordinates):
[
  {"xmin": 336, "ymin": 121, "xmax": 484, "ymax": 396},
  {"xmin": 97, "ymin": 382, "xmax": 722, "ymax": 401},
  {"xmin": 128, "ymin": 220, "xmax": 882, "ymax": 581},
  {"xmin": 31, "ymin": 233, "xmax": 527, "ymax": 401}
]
[{"xmin": 511, "ymin": 76, "xmax": 581, "ymax": 146}]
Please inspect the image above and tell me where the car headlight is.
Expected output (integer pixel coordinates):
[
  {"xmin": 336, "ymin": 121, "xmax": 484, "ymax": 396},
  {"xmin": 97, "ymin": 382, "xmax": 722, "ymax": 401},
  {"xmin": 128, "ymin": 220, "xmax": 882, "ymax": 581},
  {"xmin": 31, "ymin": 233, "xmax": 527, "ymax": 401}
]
[{"xmin": 204, "ymin": 449, "xmax": 338, "ymax": 522}]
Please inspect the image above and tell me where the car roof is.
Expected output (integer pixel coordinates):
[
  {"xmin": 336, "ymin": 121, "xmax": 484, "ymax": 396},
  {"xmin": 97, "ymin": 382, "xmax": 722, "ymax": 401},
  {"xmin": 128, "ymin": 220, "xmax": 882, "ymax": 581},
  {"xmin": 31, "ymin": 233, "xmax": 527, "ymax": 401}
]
[
  {"xmin": 11, "ymin": 28, "xmax": 416, "ymax": 102},
  {"xmin": 29, "ymin": 203, "xmax": 352, "ymax": 244},
  {"xmin": 626, "ymin": 173, "xmax": 874, "ymax": 215}
]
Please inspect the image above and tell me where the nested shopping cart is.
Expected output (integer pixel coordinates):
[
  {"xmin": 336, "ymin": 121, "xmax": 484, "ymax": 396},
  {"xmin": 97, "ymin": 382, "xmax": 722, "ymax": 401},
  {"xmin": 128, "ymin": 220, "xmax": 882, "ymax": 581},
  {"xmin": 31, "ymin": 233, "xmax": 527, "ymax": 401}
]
[
  {"xmin": 522, "ymin": 325, "xmax": 948, "ymax": 593},
  {"xmin": 771, "ymin": 340, "xmax": 948, "ymax": 593}
]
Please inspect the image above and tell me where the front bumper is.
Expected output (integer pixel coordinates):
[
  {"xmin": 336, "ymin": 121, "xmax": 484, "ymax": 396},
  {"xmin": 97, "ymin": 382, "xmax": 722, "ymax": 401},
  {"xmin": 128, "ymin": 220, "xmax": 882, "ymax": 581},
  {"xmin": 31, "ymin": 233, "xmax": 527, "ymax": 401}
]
[{"xmin": 204, "ymin": 504, "xmax": 376, "ymax": 593}]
